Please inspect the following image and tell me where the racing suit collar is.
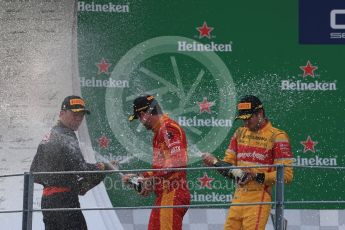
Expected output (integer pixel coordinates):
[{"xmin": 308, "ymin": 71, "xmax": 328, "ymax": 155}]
[
  {"xmin": 56, "ymin": 120, "xmax": 76, "ymax": 134},
  {"xmin": 152, "ymin": 114, "xmax": 169, "ymax": 133},
  {"xmin": 258, "ymin": 120, "xmax": 271, "ymax": 133}
]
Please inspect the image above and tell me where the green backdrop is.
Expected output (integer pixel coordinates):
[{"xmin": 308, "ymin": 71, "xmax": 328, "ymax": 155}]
[{"xmin": 77, "ymin": 0, "xmax": 345, "ymax": 209}]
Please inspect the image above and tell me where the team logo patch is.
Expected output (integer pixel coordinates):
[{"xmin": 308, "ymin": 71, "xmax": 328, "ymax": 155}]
[
  {"xmin": 70, "ymin": 99, "xmax": 85, "ymax": 106},
  {"xmin": 238, "ymin": 102, "xmax": 251, "ymax": 110}
]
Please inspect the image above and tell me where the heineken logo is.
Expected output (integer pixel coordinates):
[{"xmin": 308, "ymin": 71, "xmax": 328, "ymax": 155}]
[
  {"xmin": 198, "ymin": 97, "xmax": 215, "ymax": 113},
  {"xmin": 80, "ymin": 58, "xmax": 129, "ymax": 88},
  {"xmin": 281, "ymin": 60, "xmax": 337, "ymax": 91},
  {"xmin": 294, "ymin": 156, "xmax": 337, "ymax": 166},
  {"xmin": 178, "ymin": 116, "xmax": 232, "ymax": 127},
  {"xmin": 177, "ymin": 41, "xmax": 232, "ymax": 52},
  {"xmin": 197, "ymin": 22, "xmax": 214, "ymax": 39},
  {"xmin": 98, "ymin": 135, "xmax": 110, "ymax": 149},
  {"xmin": 281, "ymin": 80, "xmax": 336, "ymax": 91},
  {"xmin": 78, "ymin": 1, "xmax": 130, "ymax": 13},
  {"xmin": 300, "ymin": 60, "xmax": 318, "ymax": 78},
  {"xmin": 294, "ymin": 135, "xmax": 337, "ymax": 166},
  {"xmin": 191, "ymin": 191, "xmax": 232, "ymax": 202},
  {"xmin": 96, "ymin": 58, "xmax": 111, "ymax": 75},
  {"xmin": 197, "ymin": 172, "xmax": 214, "ymax": 189},
  {"xmin": 80, "ymin": 77, "xmax": 129, "ymax": 88},
  {"xmin": 178, "ymin": 22, "xmax": 233, "ymax": 52},
  {"xmin": 177, "ymin": 97, "xmax": 232, "ymax": 127},
  {"xmin": 300, "ymin": 135, "xmax": 318, "ymax": 153}
]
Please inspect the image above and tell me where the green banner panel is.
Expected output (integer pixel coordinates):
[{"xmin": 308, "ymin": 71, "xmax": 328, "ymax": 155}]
[{"xmin": 77, "ymin": 0, "xmax": 345, "ymax": 209}]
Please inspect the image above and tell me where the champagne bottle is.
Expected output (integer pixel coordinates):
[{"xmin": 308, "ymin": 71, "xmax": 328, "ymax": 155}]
[{"xmin": 128, "ymin": 176, "xmax": 143, "ymax": 193}]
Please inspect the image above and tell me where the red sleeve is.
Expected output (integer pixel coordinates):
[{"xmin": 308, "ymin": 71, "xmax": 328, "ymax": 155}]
[
  {"xmin": 273, "ymin": 132, "xmax": 293, "ymax": 159},
  {"xmin": 223, "ymin": 130, "xmax": 238, "ymax": 165},
  {"xmin": 228, "ymin": 135, "xmax": 238, "ymax": 153}
]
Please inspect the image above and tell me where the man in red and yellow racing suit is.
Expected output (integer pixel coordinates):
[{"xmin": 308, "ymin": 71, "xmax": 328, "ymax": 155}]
[
  {"xmin": 124, "ymin": 95, "xmax": 190, "ymax": 230},
  {"xmin": 203, "ymin": 95, "xmax": 294, "ymax": 230}
]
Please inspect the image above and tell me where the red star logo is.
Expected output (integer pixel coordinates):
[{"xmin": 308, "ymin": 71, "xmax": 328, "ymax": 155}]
[
  {"xmin": 198, "ymin": 172, "xmax": 214, "ymax": 189},
  {"xmin": 98, "ymin": 135, "xmax": 110, "ymax": 149},
  {"xmin": 198, "ymin": 97, "xmax": 215, "ymax": 113},
  {"xmin": 300, "ymin": 61, "xmax": 318, "ymax": 78},
  {"xmin": 197, "ymin": 22, "xmax": 214, "ymax": 39},
  {"xmin": 96, "ymin": 58, "xmax": 111, "ymax": 74},
  {"xmin": 300, "ymin": 136, "xmax": 318, "ymax": 153}
]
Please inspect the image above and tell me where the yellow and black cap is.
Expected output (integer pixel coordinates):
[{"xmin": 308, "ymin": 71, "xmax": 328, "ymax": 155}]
[
  {"xmin": 235, "ymin": 95, "xmax": 263, "ymax": 120},
  {"xmin": 61, "ymin": 95, "xmax": 90, "ymax": 114},
  {"xmin": 128, "ymin": 95, "xmax": 156, "ymax": 121}
]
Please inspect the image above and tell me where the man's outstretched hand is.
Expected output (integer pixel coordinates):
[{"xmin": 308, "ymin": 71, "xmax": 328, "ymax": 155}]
[
  {"xmin": 96, "ymin": 160, "xmax": 118, "ymax": 171},
  {"xmin": 201, "ymin": 153, "xmax": 218, "ymax": 166}
]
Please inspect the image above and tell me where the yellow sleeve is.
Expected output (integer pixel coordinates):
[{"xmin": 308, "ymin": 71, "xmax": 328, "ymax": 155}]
[
  {"xmin": 263, "ymin": 158, "xmax": 294, "ymax": 185},
  {"xmin": 223, "ymin": 149, "xmax": 236, "ymax": 165},
  {"xmin": 142, "ymin": 171, "xmax": 154, "ymax": 178}
]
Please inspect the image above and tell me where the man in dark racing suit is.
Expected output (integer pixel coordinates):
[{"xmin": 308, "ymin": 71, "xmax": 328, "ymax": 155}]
[{"xmin": 30, "ymin": 95, "xmax": 113, "ymax": 230}]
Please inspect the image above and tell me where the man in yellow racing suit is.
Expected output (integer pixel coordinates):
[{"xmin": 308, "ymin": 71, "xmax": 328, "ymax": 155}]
[{"xmin": 203, "ymin": 95, "xmax": 294, "ymax": 230}]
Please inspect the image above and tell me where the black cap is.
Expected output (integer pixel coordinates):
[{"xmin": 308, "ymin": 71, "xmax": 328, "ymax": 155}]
[
  {"xmin": 61, "ymin": 95, "xmax": 90, "ymax": 114},
  {"xmin": 128, "ymin": 95, "xmax": 156, "ymax": 121},
  {"xmin": 235, "ymin": 95, "xmax": 263, "ymax": 120}
]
